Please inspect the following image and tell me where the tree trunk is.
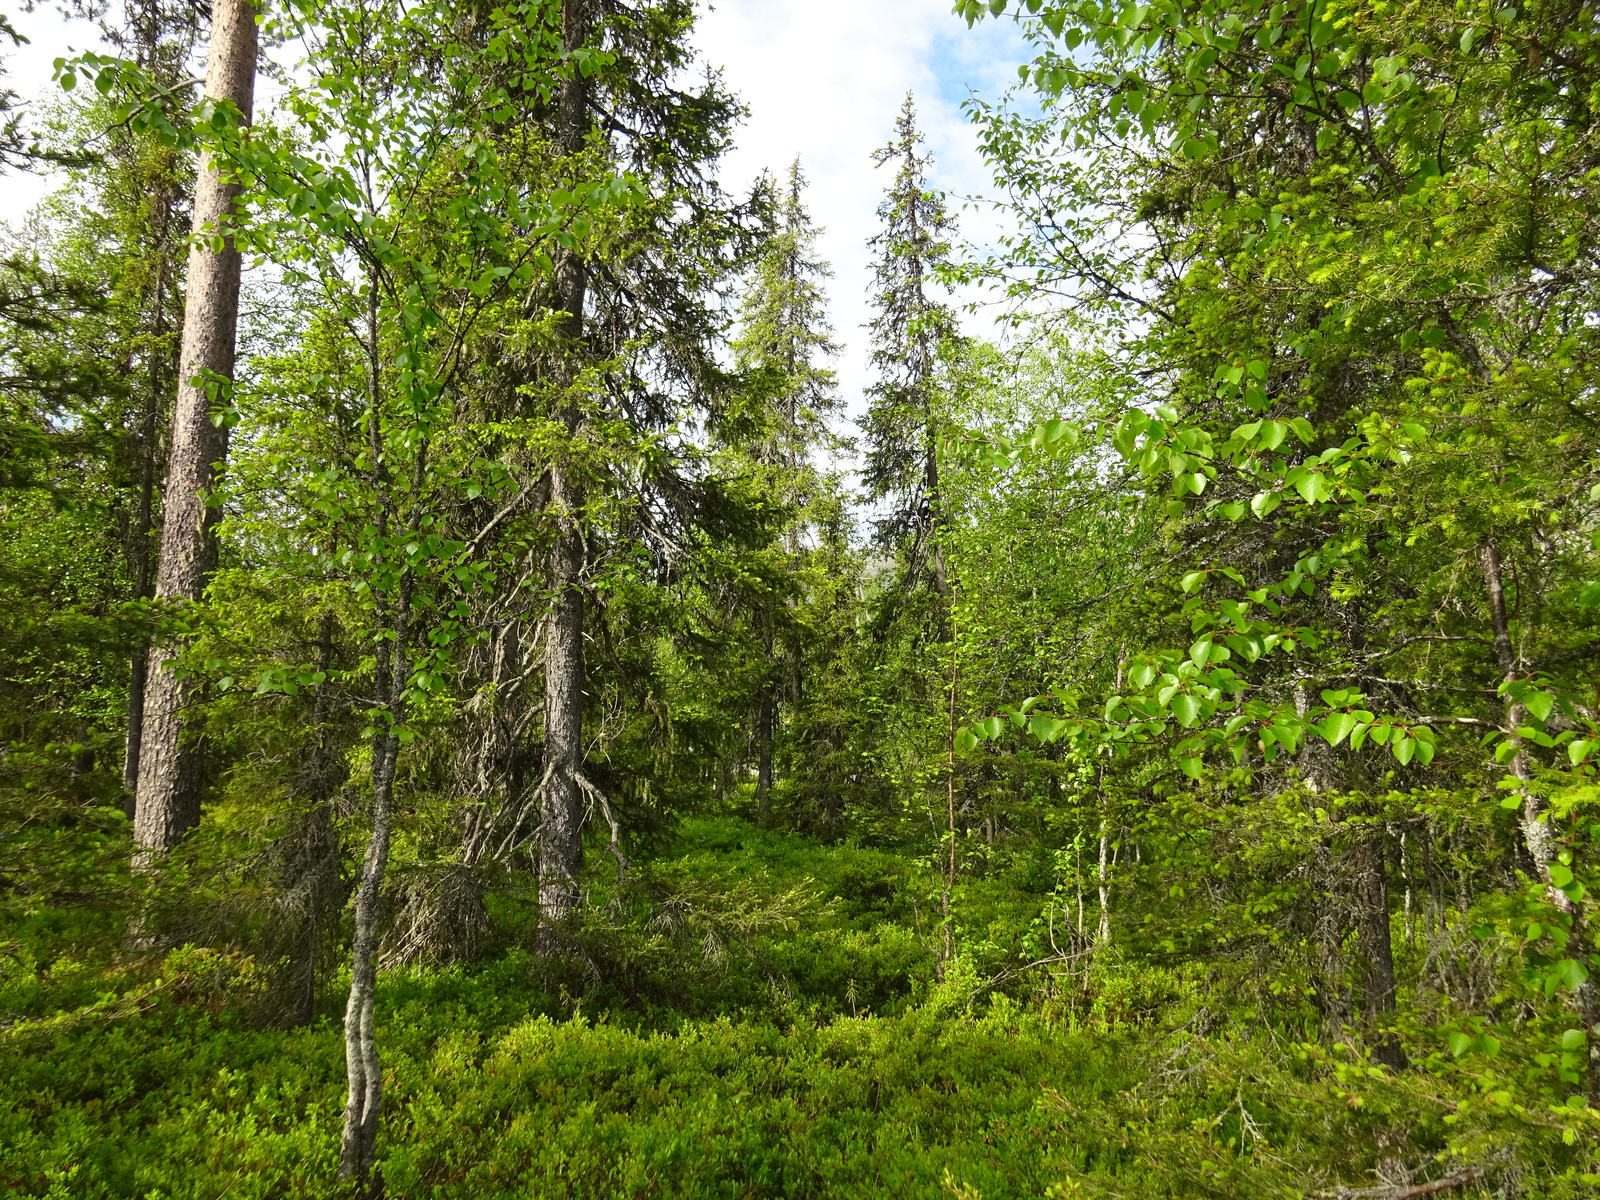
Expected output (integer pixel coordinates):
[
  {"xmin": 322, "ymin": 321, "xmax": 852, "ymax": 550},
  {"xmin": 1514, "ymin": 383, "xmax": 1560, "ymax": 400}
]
[
  {"xmin": 123, "ymin": 238, "xmax": 177, "ymax": 810},
  {"xmin": 132, "ymin": 0, "xmax": 257, "ymax": 859},
  {"xmin": 122, "ymin": 372, "xmax": 158, "ymax": 808},
  {"xmin": 339, "ymin": 283, "xmax": 412, "ymax": 1190},
  {"xmin": 1481, "ymin": 540, "xmax": 1561, "ymax": 880},
  {"xmin": 538, "ymin": 0, "xmax": 595, "ymax": 934},
  {"xmin": 540, "ymin": 458, "xmax": 587, "ymax": 925},
  {"xmin": 1297, "ymin": 683, "xmax": 1397, "ymax": 1057},
  {"xmin": 1482, "ymin": 537, "xmax": 1599, "ymax": 1099},
  {"xmin": 1352, "ymin": 833, "xmax": 1402, "ymax": 1068},
  {"xmin": 1096, "ymin": 814, "xmax": 1112, "ymax": 945},
  {"xmin": 338, "ymin": 716, "xmax": 401, "ymax": 1189},
  {"xmin": 755, "ymin": 628, "xmax": 775, "ymax": 823}
]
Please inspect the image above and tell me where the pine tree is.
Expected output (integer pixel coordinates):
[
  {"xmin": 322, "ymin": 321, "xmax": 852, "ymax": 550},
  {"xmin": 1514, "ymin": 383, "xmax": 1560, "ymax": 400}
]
[
  {"xmin": 861, "ymin": 93, "xmax": 960, "ymax": 595},
  {"xmin": 727, "ymin": 159, "xmax": 841, "ymax": 820},
  {"xmin": 132, "ymin": 0, "xmax": 257, "ymax": 860}
]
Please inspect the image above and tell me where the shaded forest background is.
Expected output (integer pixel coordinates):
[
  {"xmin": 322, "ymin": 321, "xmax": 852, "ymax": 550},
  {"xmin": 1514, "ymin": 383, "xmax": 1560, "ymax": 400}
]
[{"xmin": 3, "ymin": 0, "xmax": 1600, "ymax": 1196}]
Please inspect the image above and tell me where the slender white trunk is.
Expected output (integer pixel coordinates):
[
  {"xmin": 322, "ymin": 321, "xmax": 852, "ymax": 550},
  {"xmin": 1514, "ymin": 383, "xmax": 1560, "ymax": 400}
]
[{"xmin": 1096, "ymin": 813, "xmax": 1111, "ymax": 945}]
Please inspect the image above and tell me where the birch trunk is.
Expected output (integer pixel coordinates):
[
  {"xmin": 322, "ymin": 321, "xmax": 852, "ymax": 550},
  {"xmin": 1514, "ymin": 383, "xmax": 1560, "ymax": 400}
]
[
  {"xmin": 339, "ymin": 286, "xmax": 413, "ymax": 1188},
  {"xmin": 1481, "ymin": 538, "xmax": 1599, "ymax": 1099},
  {"xmin": 1481, "ymin": 540, "xmax": 1561, "ymax": 879},
  {"xmin": 132, "ymin": 0, "xmax": 257, "ymax": 859}
]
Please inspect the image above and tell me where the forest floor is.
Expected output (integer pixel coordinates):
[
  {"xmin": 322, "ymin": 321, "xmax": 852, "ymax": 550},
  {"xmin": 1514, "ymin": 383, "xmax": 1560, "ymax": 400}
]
[{"xmin": 0, "ymin": 818, "xmax": 1479, "ymax": 1199}]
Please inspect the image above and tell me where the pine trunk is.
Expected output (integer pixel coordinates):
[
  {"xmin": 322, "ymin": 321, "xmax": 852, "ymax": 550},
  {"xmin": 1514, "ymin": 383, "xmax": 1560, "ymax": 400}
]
[{"xmin": 132, "ymin": 0, "xmax": 257, "ymax": 858}]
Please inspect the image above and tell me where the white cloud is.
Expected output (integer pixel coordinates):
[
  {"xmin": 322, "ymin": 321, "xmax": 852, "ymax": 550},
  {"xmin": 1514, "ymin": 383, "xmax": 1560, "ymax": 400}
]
[
  {"xmin": 1, "ymin": 0, "xmax": 1032, "ymax": 424},
  {"xmin": 692, "ymin": 0, "xmax": 1030, "ymax": 420},
  {"xmin": 1, "ymin": 6, "xmax": 106, "ymax": 222}
]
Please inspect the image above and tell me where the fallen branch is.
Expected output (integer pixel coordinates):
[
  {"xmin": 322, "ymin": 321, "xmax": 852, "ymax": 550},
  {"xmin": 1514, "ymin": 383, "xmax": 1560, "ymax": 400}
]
[{"xmin": 1323, "ymin": 1167, "xmax": 1482, "ymax": 1200}]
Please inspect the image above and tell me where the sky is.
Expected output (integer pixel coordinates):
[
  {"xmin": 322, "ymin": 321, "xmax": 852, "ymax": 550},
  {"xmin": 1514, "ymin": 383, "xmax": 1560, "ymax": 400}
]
[
  {"xmin": 690, "ymin": 0, "xmax": 1031, "ymax": 409},
  {"xmin": 0, "ymin": 0, "xmax": 1034, "ymax": 414}
]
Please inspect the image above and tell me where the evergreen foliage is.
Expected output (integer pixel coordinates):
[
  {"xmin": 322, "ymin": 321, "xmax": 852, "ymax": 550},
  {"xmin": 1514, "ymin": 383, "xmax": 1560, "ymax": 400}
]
[{"xmin": 3, "ymin": 0, "xmax": 1600, "ymax": 1195}]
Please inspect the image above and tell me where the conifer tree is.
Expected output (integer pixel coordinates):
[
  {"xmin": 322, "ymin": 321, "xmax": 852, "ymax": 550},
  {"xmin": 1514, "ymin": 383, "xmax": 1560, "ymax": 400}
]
[
  {"xmin": 445, "ymin": 0, "xmax": 765, "ymax": 928},
  {"xmin": 733, "ymin": 158, "xmax": 841, "ymax": 490},
  {"xmin": 729, "ymin": 158, "xmax": 840, "ymax": 819},
  {"xmin": 861, "ymin": 93, "xmax": 960, "ymax": 595},
  {"xmin": 132, "ymin": 0, "xmax": 257, "ymax": 859}
]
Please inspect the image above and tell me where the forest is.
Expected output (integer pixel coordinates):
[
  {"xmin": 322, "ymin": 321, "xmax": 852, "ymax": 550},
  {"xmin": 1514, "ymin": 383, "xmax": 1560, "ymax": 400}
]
[{"xmin": 1, "ymin": 0, "xmax": 1598, "ymax": 1195}]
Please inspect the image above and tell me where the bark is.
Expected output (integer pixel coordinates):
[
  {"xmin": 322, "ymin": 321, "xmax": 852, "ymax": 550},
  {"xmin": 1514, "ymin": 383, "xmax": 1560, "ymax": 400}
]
[
  {"xmin": 1096, "ymin": 813, "xmax": 1112, "ymax": 945},
  {"xmin": 1481, "ymin": 538, "xmax": 1599, "ymax": 1099},
  {"xmin": 132, "ymin": 0, "xmax": 257, "ymax": 859},
  {"xmin": 338, "ymin": 719, "xmax": 400, "ymax": 1189},
  {"xmin": 755, "ymin": 623, "xmax": 775, "ymax": 823},
  {"xmin": 269, "ymin": 610, "xmax": 345, "ymax": 1026},
  {"xmin": 1352, "ymin": 833, "xmax": 1402, "ymax": 1069},
  {"xmin": 1297, "ymin": 684, "xmax": 1398, "ymax": 1060},
  {"xmin": 339, "ymin": 283, "xmax": 412, "ymax": 1189},
  {"xmin": 1481, "ymin": 540, "xmax": 1562, "ymax": 880},
  {"xmin": 940, "ymin": 610, "xmax": 958, "ymax": 973},
  {"xmin": 538, "ymin": 0, "xmax": 595, "ymax": 933},
  {"xmin": 540, "ymin": 461, "xmax": 587, "ymax": 925},
  {"xmin": 123, "ymin": 224, "xmax": 178, "ymax": 808}
]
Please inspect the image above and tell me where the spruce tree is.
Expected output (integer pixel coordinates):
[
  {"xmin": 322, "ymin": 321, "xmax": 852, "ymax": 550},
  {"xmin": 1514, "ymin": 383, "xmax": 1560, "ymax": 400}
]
[
  {"xmin": 444, "ymin": 0, "xmax": 766, "ymax": 925},
  {"xmin": 728, "ymin": 158, "xmax": 841, "ymax": 820},
  {"xmin": 861, "ymin": 93, "xmax": 960, "ymax": 595}
]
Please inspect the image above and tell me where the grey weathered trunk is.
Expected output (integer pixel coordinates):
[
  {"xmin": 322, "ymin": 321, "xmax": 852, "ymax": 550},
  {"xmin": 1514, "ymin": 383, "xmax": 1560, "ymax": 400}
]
[
  {"xmin": 1297, "ymin": 683, "xmax": 1397, "ymax": 1059},
  {"xmin": 540, "ymin": 456, "xmax": 587, "ymax": 924},
  {"xmin": 1096, "ymin": 815, "xmax": 1112, "ymax": 945},
  {"xmin": 538, "ymin": 0, "xmax": 595, "ymax": 933},
  {"xmin": 123, "ymin": 216, "xmax": 180, "ymax": 809},
  {"xmin": 755, "ymin": 622, "xmax": 775, "ymax": 823},
  {"xmin": 132, "ymin": 0, "xmax": 257, "ymax": 859},
  {"xmin": 1351, "ymin": 833, "xmax": 1402, "ymax": 1068},
  {"xmin": 122, "ymin": 352, "xmax": 160, "ymax": 807}
]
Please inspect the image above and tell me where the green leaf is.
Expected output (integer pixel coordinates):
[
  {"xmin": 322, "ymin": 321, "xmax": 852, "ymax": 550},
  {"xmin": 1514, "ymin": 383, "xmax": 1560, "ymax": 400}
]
[
  {"xmin": 1553, "ymin": 958, "xmax": 1590, "ymax": 993},
  {"xmin": 1563, "ymin": 1029, "xmax": 1587, "ymax": 1051},
  {"xmin": 1447, "ymin": 1031, "xmax": 1473, "ymax": 1057},
  {"xmin": 1189, "ymin": 638, "xmax": 1213, "ymax": 668},
  {"xmin": 1394, "ymin": 736, "xmax": 1416, "ymax": 766},
  {"xmin": 1294, "ymin": 470, "xmax": 1329, "ymax": 504},
  {"xmin": 1173, "ymin": 693, "xmax": 1201, "ymax": 727},
  {"xmin": 1526, "ymin": 690, "xmax": 1554, "ymax": 722},
  {"xmin": 1251, "ymin": 490, "xmax": 1281, "ymax": 518},
  {"xmin": 1549, "ymin": 862, "xmax": 1575, "ymax": 888},
  {"xmin": 1181, "ymin": 571, "xmax": 1207, "ymax": 593},
  {"xmin": 1178, "ymin": 755, "xmax": 1203, "ymax": 779},
  {"xmin": 1318, "ymin": 712, "xmax": 1357, "ymax": 746}
]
